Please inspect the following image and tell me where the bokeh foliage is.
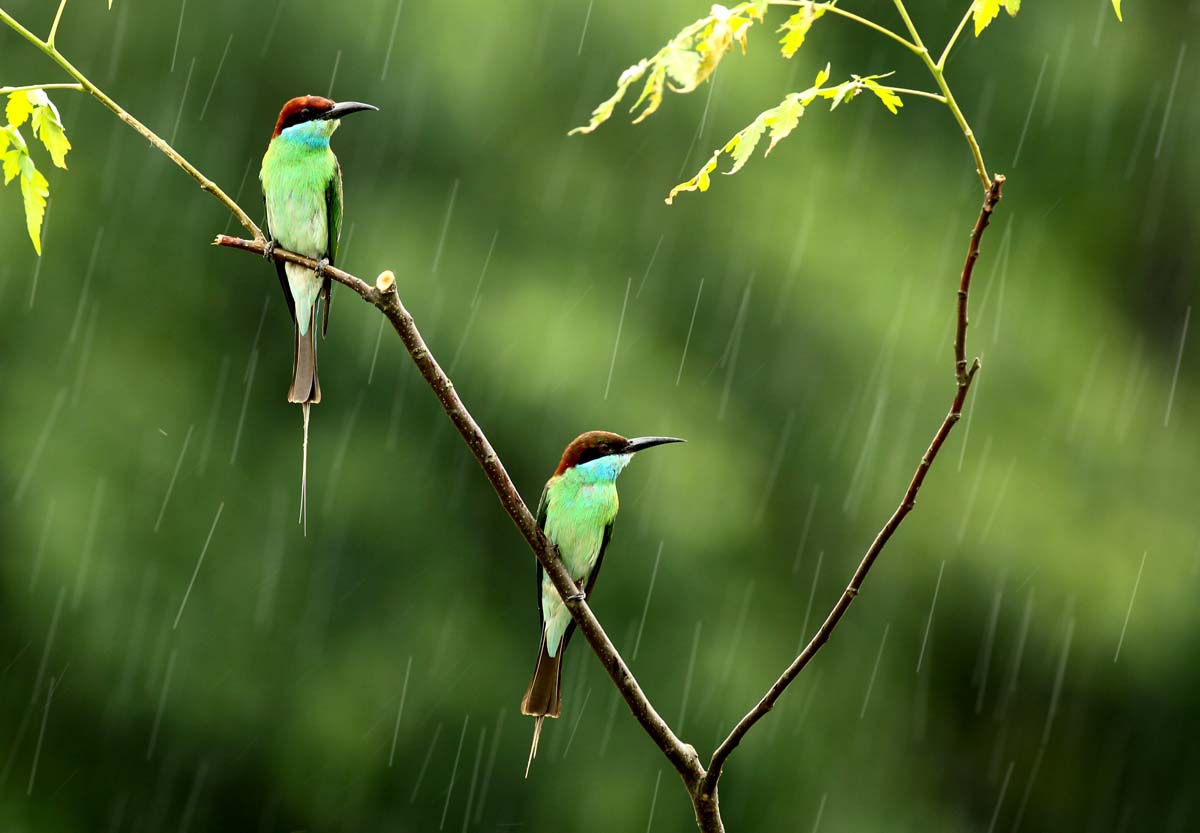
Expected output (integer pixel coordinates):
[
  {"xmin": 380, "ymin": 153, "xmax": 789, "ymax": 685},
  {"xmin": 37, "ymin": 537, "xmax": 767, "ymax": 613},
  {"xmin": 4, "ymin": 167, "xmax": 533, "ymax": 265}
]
[{"xmin": 1, "ymin": 0, "xmax": 1198, "ymax": 831}]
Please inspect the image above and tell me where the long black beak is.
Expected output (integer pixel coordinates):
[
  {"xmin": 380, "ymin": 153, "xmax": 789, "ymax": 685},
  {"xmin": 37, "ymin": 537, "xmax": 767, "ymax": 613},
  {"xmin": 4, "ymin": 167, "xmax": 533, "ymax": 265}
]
[
  {"xmin": 324, "ymin": 101, "xmax": 379, "ymax": 120},
  {"xmin": 624, "ymin": 436, "xmax": 686, "ymax": 454}
]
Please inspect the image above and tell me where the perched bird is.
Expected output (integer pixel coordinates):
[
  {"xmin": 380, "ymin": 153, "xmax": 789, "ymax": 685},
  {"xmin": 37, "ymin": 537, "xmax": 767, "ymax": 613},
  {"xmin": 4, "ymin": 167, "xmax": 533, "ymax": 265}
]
[
  {"xmin": 259, "ymin": 95, "xmax": 376, "ymax": 527},
  {"xmin": 521, "ymin": 431, "xmax": 685, "ymax": 775}
]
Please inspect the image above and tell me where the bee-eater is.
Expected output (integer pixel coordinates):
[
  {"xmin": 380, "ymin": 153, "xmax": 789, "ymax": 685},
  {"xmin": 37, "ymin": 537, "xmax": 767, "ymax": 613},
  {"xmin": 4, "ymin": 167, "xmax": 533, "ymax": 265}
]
[
  {"xmin": 260, "ymin": 95, "xmax": 376, "ymax": 527},
  {"xmin": 521, "ymin": 431, "xmax": 685, "ymax": 775}
]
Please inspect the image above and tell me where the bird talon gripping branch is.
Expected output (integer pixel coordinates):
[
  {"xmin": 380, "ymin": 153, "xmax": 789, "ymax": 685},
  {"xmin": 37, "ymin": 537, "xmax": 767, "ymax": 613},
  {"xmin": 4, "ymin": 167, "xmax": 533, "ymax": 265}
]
[
  {"xmin": 262, "ymin": 238, "xmax": 276, "ymax": 261},
  {"xmin": 314, "ymin": 257, "xmax": 330, "ymax": 281},
  {"xmin": 565, "ymin": 591, "xmax": 587, "ymax": 603}
]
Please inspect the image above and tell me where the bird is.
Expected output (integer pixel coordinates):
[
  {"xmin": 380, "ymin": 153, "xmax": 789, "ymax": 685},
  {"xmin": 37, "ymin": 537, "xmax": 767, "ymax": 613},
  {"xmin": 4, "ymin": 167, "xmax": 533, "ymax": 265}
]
[
  {"xmin": 521, "ymin": 431, "xmax": 685, "ymax": 776},
  {"xmin": 259, "ymin": 95, "xmax": 377, "ymax": 529}
]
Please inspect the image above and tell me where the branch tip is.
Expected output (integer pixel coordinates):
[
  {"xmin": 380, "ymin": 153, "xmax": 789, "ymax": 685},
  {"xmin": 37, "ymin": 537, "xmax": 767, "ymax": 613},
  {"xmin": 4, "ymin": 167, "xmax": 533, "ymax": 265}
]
[{"xmin": 375, "ymin": 270, "xmax": 396, "ymax": 293}]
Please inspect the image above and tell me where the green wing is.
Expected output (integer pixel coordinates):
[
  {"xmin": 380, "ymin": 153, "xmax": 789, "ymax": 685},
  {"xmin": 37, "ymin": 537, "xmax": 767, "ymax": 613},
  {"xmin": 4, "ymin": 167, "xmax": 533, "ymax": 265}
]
[{"xmin": 321, "ymin": 162, "xmax": 343, "ymax": 337}]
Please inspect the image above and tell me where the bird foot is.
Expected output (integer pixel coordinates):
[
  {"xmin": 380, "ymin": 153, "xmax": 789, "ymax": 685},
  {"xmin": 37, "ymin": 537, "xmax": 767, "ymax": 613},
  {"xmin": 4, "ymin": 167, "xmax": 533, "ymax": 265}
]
[
  {"xmin": 263, "ymin": 239, "xmax": 276, "ymax": 261},
  {"xmin": 566, "ymin": 591, "xmax": 586, "ymax": 603},
  {"xmin": 314, "ymin": 257, "xmax": 330, "ymax": 280}
]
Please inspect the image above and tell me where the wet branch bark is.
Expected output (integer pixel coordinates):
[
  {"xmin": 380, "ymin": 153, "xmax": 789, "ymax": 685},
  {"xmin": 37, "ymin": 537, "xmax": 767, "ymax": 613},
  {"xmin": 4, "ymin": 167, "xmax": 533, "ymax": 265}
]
[
  {"xmin": 699, "ymin": 175, "xmax": 1006, "ymax": 802},
  {"xmin": 214, "ymin": 235, "xmax": 706, "ymax": 790}
]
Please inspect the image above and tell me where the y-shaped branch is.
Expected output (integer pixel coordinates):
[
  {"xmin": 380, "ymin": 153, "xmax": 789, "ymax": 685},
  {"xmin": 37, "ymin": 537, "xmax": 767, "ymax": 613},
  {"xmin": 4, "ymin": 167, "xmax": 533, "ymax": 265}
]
[{"xmin": 701, "ymin": 175, "xmax": 1005, "ymax": 795}]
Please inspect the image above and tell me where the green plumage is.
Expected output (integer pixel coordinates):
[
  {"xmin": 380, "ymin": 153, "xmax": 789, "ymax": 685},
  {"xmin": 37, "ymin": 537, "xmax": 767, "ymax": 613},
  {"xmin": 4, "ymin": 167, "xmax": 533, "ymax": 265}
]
[{"xmin": 261, "ymin": 118, "xmax": 343, "ymax": 404}]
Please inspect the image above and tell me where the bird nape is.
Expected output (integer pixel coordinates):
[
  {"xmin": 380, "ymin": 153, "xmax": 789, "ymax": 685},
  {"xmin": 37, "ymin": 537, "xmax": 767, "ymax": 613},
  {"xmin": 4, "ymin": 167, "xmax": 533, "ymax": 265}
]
[
  {"xmin": 259, "ymin": 94, "xmax": 377, "ymax": 533},
  {"xmin": 522, "ymin": 431, "xmax": 685, "ymax": 776}
]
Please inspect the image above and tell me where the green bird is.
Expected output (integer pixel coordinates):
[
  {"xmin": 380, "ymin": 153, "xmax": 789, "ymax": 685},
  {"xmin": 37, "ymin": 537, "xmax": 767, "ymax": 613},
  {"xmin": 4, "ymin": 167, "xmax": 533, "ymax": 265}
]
[
  {"xmin": 521, "ymin": 430, "xmax": 685, "ymax": 775},
  {"xmin": 260, "ymin": 94, "xmax": 376, "ymax": 527}
]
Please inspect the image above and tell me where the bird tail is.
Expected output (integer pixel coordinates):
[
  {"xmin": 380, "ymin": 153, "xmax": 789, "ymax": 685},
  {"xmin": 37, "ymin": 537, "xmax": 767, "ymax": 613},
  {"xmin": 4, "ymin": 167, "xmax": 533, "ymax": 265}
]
[
  {"xmin": 521, "ymin": 633, "xmax": 562, "ymax": 777},
  {"xmin": 288, "ymin": 306, "xmax": 321, "ymax": 404}
]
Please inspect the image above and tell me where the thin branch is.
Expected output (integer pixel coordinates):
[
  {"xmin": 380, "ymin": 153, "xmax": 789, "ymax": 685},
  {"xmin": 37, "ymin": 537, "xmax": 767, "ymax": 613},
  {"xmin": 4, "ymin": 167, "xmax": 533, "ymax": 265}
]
[
  {"xmin": 768, "ymin": 0, "xmax": 921, "ymax": 54},
  {"xmin": 876, "ymin": 85, "xmax": 946, "ymax": 103},
  {"xmin": 0, "ymin": 82, "xmax": 83, "ymax": 94},
  {"xmin": 214, "ymin": 235, "xmax": 706, "ymax": 789},
  {"xmin": 0, "ymin": 8, "xmax": 263, "ymax": 240},
  {"xmin": 937, "ymin": 1, "xmax": 975, "ymax": 69},
  {"xmin": 702, "ymin": 174, "xmax": 1005, "ymax": 793},
  {"xmin": 891, "ymin": 0, "xmax": 990, "ymax": 190},
  {"xmin": 47, "ymin": 0, "xmax": 67, "ymax": 47}
]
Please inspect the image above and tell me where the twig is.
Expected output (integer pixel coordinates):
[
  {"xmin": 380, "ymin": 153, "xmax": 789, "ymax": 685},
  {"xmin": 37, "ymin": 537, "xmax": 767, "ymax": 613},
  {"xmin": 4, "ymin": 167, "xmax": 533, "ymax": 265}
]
[
  {"xmin": 0, "ymin": 7, "xmax": 263, "ymax": 240},
  {"xmin": 701, "ymin": 174, "xmax": 1005, "ymax": 795},
  {"xmin": 0, "ymin": 82, "xmax": 83, "ymax": 94},
  {"xmin": 214, "ymin": 236, "xmax": 706, "ymax": 789},
  {"xmin": 891, "ymin": 0, "xmax": 991, "ymax": 191}
]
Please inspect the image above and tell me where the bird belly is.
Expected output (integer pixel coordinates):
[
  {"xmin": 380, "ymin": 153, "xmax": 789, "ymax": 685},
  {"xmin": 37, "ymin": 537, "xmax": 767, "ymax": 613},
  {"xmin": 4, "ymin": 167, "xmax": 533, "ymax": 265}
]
[{"xmin": 264, "ymin": 186, "xmax": 328, "ymax": 334}]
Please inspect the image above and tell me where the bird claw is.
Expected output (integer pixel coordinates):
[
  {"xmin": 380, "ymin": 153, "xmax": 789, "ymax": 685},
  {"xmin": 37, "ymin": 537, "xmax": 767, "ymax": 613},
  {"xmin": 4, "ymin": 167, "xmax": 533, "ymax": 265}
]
[
  {"xmin": 566, "ymin": 591, "xmax": 586, "ymax": 603},
  {"xmin": 315, "ymin": 257, "xmax": 330, "ymax": 280},
  {"xmin": 263, "ymin": 239, "xmax": 276, "ymax": 261}
]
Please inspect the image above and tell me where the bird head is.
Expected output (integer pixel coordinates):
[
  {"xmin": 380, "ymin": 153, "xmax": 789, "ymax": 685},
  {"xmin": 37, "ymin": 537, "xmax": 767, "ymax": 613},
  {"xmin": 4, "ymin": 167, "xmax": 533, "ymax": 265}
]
[
  {"xmin": 271, "ymin": 95, "xmax": 378, "ymax": 141},
  {"xmin": 553, "ymin": 431, "xmax": 685, "ymax": 481}
]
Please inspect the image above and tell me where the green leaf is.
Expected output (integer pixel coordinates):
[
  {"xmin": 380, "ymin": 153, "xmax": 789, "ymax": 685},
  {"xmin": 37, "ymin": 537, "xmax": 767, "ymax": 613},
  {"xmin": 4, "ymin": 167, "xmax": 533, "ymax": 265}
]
[
  {"xmin": 6, "ymin": 90, "xmax": 34, "ymax": 128},
  {"xmin": 2, "ymin": 148, "xmax": 21, "ymax": 185},
  {"xmin": 571, "ymin": 2, "xmax": 765, "ymax": 134},
  {"xmin": 2, "ymin": 131, "xmax": 49, "ymax": 255},
  {"xmin": 726, "ymin": 118, "xmax": 767, "ymax": 174},
  {"xmin": 19, "ymin": 157, "xmax": 50, "ymax": 255},
  {"xmin": 1112, "ymin": 0, "xmax": 1122, "ymax": 20},
  {"xmin": 630, "ymin": 63, "xmax": 668, "ymax": 123},
  {"xmin": 665, "ymin": 149, "xmax": 720, "ymax": 204},
  {"xmin": 668, "ymin": 64, "xmax": 834, "ymax": 203},
  {"xmin": 662, "ymin": 43, "xmax": 702, "ymax": 93},
  {"xmin": 766, "ymin": 96, "xmax": 807, "ymax": 154},
  {"xmin": 27, "ymin": 91, "xmax": 71, "ymax": 168},
  {"xmin": 974, "ymin": 0, "xmax": 1020, "ymax": 34},
  {"xmin": 779, "ymin": 2, "xmax": 829, "ymax": 59},
  {"xmin": 973, "ymin": 0, "xmax": 1001, "ymax": 35},
  {"xmin": 569, "ymin": 60, "xmax": 650, "ymax": 135},
  {"xmin": 861, "ymin": 76, "xmax": 903, "ymax": 115}
]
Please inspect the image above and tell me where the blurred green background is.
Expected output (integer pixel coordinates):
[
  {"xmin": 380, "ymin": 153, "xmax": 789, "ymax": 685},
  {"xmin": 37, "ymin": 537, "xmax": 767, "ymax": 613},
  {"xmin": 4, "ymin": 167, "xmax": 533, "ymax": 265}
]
[{"xmin": 2, "ymin": 0, "xmax": 1198, "ymax": 830}]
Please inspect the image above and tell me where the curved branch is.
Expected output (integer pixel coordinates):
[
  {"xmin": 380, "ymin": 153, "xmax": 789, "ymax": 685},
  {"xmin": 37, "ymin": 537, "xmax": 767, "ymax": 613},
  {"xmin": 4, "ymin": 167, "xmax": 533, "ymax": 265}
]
[
  {"xmin": 702, "ymin": 174, "xmax": 1005, "ymax": 793},
  {"xmin": 215, "ymin": 235, "xmax": 706, "ymax": 788},
  {"xmin": 0, "ymin": 8, "xmax": 263, "ymax": 240}
]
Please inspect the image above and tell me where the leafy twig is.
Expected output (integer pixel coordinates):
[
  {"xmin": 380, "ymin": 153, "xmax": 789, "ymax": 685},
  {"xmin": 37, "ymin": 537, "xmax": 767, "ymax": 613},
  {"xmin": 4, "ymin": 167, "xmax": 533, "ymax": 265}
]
[{"xmin": 0, "ymin": 6, "xmax": 263, "ymax": 240}]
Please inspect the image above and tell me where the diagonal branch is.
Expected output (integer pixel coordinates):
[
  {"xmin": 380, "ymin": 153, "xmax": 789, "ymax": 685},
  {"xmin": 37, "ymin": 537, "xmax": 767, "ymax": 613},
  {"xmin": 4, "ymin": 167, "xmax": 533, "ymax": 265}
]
[
  {"xmin": 214, "ymin": 235, "xmax": 706, "ymax": 788},
  {"xmin": 702, "ymin": 174, "xmax": 1005, "ymax": 794}
]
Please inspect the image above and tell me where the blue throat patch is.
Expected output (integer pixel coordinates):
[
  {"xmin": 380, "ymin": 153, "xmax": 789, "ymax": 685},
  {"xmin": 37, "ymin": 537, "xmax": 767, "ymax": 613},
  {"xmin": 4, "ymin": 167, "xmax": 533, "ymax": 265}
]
[
  {"xmin": 280, "ymin": 120, "xmax": 333, "ymax": 149},
  {"xmin": 573, "ymin": 453, "xmax": 633, "ymax": 483}
]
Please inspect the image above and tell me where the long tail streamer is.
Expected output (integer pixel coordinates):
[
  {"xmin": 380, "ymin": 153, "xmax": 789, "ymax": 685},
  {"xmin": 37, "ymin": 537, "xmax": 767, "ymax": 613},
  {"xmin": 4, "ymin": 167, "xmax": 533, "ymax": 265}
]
[{"xmin": 300, "ymin": 402, "xmax": 310, "ymax": 536}]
